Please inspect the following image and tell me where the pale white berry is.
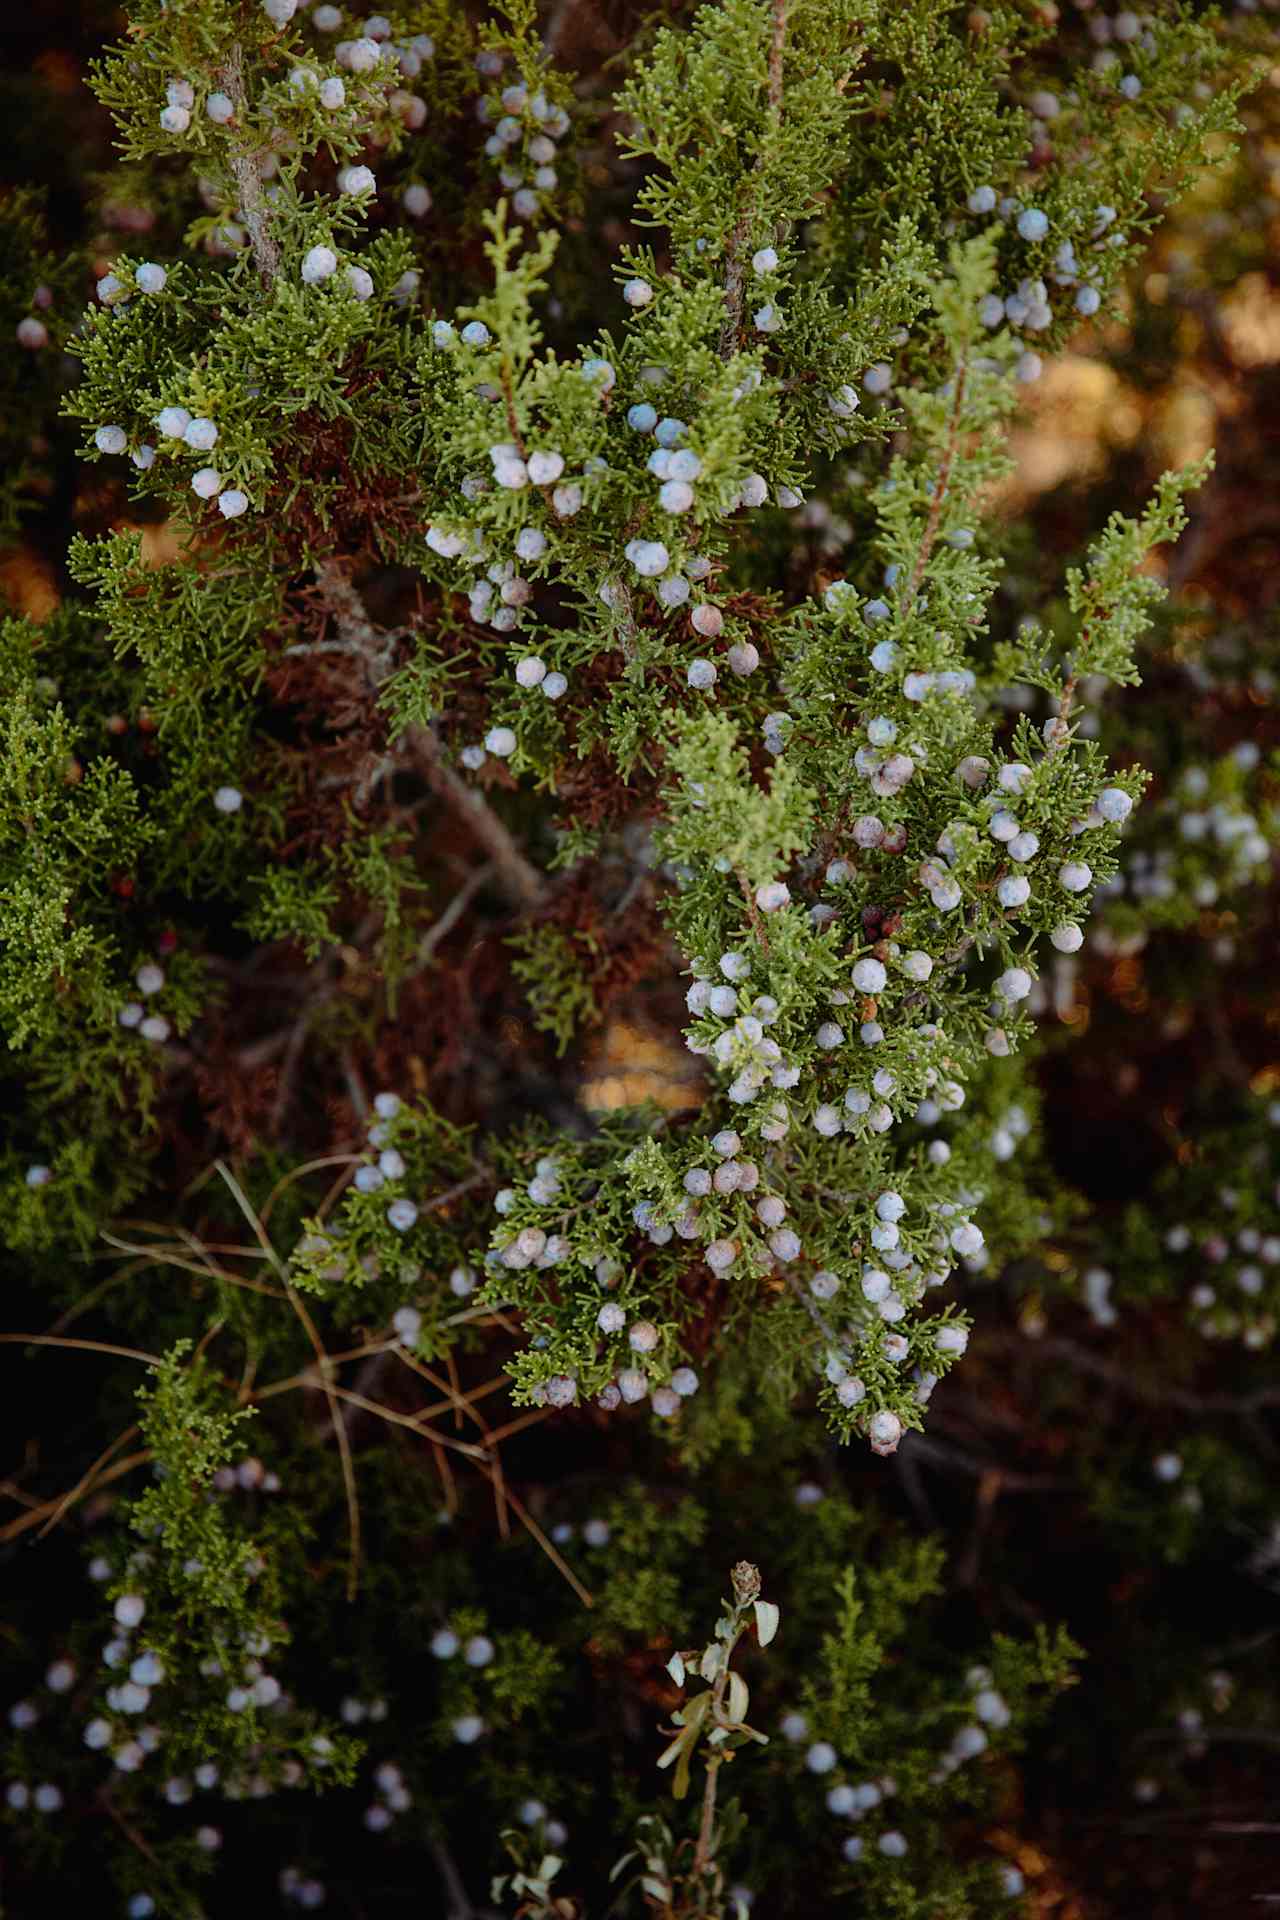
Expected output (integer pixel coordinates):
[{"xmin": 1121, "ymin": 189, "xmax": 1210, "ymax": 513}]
[
  {"xmin": 301, "ymin": 245, "xmax": 338, "ymax": 284},
  {"xmin": 527, "ymin": 450, "xmax": 565, "ymax": 485}
]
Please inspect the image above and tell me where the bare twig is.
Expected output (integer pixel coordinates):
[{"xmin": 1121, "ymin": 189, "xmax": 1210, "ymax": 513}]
[
  {"xmin": 903, "ymin": 361, "xmax": 968, "ymax": 611},
  {"xmin": 216, "ymin": 44, "xmax": 281, "ymax": 285}
]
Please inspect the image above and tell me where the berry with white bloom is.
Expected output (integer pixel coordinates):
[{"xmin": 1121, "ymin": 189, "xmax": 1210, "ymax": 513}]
[
  {"xmin": 752, "ymin": 246, "xmax": 779, "ymax": 274},
  {"xmin": 392, "ymin": 1307, "xmax": 421, "ymax": 1346},
  {"xmin": 94, "ymin": 426, "xmax": 127, "ymax": 455},
  {"xmin": 206, "ymin": 91, "xmax": 234, "ymax": 123},
  {"xmin": 387, "ymin": 1199, "xmax": 418, "ymax": 1232},
  {"xmin": 950, "ymin": 1221, "xmax": 984, "ymax": 1257},
  {"xmin": 114, "ymin": 1593, "xmax": 146, "ymax": 1629},
  {"xmin": 627, "ymin": 539, "xmax": 668, "ymax": 577},
  {"xmin": 526, "ymin": 449, "xmax": 565, "ymax": 485},
  {"xmin": 623, "ymin": 277, "xmax": 653, "ymax": 306},
  {"xmin": 901, "ymin": 950, "xmax": 933, "ymax": 982},
  {"xmin": 346, "ymin": 267, "xmax": 374, "ymax": 301},
  {"xmin": 806, "ymin": 1742, "xmax": 838, "ymax": 1774},
  {"xmin": 1051, "ymin": 922, "xmax": 1083, "ymax": 952},
  {"xmin": 1097, "ymin": 786, "xmax": 1133, "ymax": 822},
  {"xmin": 135, "ymin": 263, "xmax": 166, "ymax": 294},
  {"xmin": 617, "ymin": 1368, "xmax": 648, "ymax": 1403},
  {"xmin": 515, "ymin": 655, "xmax": 546, "ymax": 689},
  {"xmin": 156, "ymin": 406, "xmax": 191, "ymax": 439},
  {"xmin": 687, "ymin": 658, "xmax": 717, "ymax": 690},
  {"xmin": 869, "ymin": 1411, "xmax": 902, "ymax": 1454},
  {"xmin": 301, "ymin": 246, "xmax": 338, "ymax": 284},
  {"xmin": 852, "ymin": 957, "xmax": 886, "ymax": 994},
  {"xmin": 997, "ymin": 875, "xmax": 1030, "ymax": 909},
  {"xmin": 1016, "ymin": 207, "xmax": 1049, "ymax": 241},
  {"xmin": 484, "ymin": 726, "xmax": 516, "ymax": 758},
  {"xmin": 217, "ymin": 489, "xmax": 249, "ymax": 520},
  {"xmin": 263, "ymin": 0, "xmax": 298, "ymax": 20},
  {"xmin": 451, "ymin": 1715, "xmax": 484, "ymax": 1745},
  {"xmin": 973, "ymin": 1687, "xmax": 1011, "ymax": 1727},
  {"xmin": 464, "ymin": 1635, "xmax": 494, "ymax": 1668},
  {"xmin": 160, "ymin": 104, "xmax": 191, "ymax": 133},
  {"xmin": 182, "ymin": 417, "xmax": 218, "ymax": 451},
  {"xmin": 338, "ymin": 165, "xmax": 376, "ymax": 195},
  {"xmin": 1059, "ymin": 861, "xmax": 1092, "ymax": 893},
  {"xmin": 935, "ymin": 1325, "xmax": 969, "ymax": 1355},
  {"xmin": 191, "ymin": 467, "xmax": 221, "ymax": 499},
  {"xmin": 756, "ymin": 881, "xmax": 790, "ymax": 913}
]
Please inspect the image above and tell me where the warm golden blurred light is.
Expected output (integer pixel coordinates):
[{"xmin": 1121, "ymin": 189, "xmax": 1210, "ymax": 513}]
[{"xmin": 580, "ymin": 1018, "xmax": 704, "ymax": 1113}]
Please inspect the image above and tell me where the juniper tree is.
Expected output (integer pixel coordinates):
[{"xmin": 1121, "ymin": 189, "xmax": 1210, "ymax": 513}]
[{"xmin": 4, "ymin": 1, "xmax": 1280, "ymax": 1916}]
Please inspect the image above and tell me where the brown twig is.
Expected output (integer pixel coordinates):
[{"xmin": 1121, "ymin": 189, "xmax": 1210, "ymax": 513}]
[
  {"xmin": 903, "ymin": 361, "xmax": 968, "ymax": 611},
  {"xmin": 216, "ymin": 44, "xmax": 281, "ymax": 286}
]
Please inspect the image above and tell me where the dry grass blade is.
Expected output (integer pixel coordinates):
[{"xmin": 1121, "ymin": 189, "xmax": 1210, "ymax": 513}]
[
  {"xmin": 0, "ymin": 1450, "xmax": 153, "ymax": 1545},
  {"xmin": 1, "ymin": 1332, "xmax": 163, "ymax": 1365}
]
